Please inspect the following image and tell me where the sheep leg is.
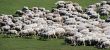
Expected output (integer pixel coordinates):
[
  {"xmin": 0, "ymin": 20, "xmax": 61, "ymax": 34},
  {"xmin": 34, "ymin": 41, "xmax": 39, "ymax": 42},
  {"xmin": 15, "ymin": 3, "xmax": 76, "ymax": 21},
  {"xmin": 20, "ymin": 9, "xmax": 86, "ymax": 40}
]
[
  {"xmin": 71, "ymin": 40, "xmax": 74, "ymax": 45},
  {"xmin": 74, "ymin": 41, "xmax": 76, "ymax": 46},
  {"xmin": 54, "ymin": 34, "xmax": 57, "ymax": 39},
  {"xmin": 89, "ymin": 40, "xmax": 91, "ymax": 45},
  {"xmin": 83, "ymin": 41, "xmax": 86, "ymax": 46},
  {"xmin": 48, "ymin": 35, "xmax": 49, "ymax": 39},
  {"xmin": 58, "ymin": 34, "xmax": 60, "ymax": 38}
]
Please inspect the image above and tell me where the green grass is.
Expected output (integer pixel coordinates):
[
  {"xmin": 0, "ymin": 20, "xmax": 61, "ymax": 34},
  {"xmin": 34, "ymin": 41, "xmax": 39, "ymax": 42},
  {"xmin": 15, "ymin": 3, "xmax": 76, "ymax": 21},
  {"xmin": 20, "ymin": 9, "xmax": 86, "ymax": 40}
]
[
  {"xmin": 0, "ymin": 37, "xmax": 110, "ymax": 50},
  {"xmin": 101, "ymin": 16, "xmax": 108, "ymax": 19},
  {"xmin": 0, "ymin": 0, "xmax": 101, "ymax": 15}
]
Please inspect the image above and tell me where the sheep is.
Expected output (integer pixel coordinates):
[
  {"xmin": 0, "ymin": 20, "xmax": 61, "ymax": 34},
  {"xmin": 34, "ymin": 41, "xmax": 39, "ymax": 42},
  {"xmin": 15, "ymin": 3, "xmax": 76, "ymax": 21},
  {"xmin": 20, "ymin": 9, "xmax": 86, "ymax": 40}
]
[
  {"xmin": 19, "ymin": 28, "xmax": 36, "ymax": 37},
  {"xmin": 86, "ymin": 11, "xmax": 100, "ymax": 19},
  {"xmin": 96, "ymin": 37, "xmax": 109, "ymax": 49},
  {"xmin": 80, "ymin": 28, "xmax": 90, "ymax": 35},
  {"xmin": 1, "ymin": 25, "xmax": 10, "ymax": 31},
  {"xmin": 52, "ymin": 23, "xmax": 62, "ymax": 28},
  {"xmin": 54, "ymin": 27, "xmax": 65, "ymax": 38},
  {"xmin": 76, "ymin": 37, "xmax": 86, "ymax": 46},
  {"xmin": 88, "ymin": 5, "xmax": 97, "ymax": 9},
  {"xmin": 52, "ymin": 16, "xmax": 63, "ymax": 23},
  {"xmin": 81, "ymin": 13, "xmax": 90, "ymax": 19},
  {"xmin": 46, "ymin": 20, "xmax": 55, "ymax": 25},
  {"xmin": 15, "ymin": 10, "xmax": 24, "ymax": 16},
  {"xmin": 101, "ymin": 40, "xmax": 110, "ymax": 48},
  {"xmin": 55, "ymin": 1, "xmax": 65, "ymax": 8},
  {"xmin": 31, "ymin": 7, "xmax": 39, "ymax": 11},
  {"xmin": 23, "ymin": 23, "xmax": 38, "ymax": 30},
  {"xmin": 64, "ymin": 36, "xmax": 77, "ymax": 46},
  {"xmin": 55, "ymin": 1, "xmax": 65, "ymax": 5},
  {"xmin": 64, "ymin": 18, "xmax": 76, "ymax": 25},
  {"xmin": 22, "ymin": 6, "xmax": 29, "ymax": 12},
  {"xmin": 91, "ymin": 36, "xmax": 101, "ymax": 46},
  {"xmin": 75, "ymin": 5, "xmax": 83, "ymax": 13},
  {"xmin": 105, "ymin": 16, "xmax": 110, "ymax": 22},
  {"xmin": 39, "ymin": 28, "xmax": 57, "ymax": 39},
  {"xmin": 76, "ymin": 23, "xmax": 87, "ymax": 32},
  {"xmin": 73, "ymin": 3, "xmax": 79, "ymax": 6},
  {"xmin": 85, "ymin": 8, "xmax": 95, "ymax": 12},
  {"xmin": 95, "ymin": 3, "xmax": 101, "ymax": 7},
  {"xmin": 99, "ymin": 9, "xmax": 109, "ymax": 16},
  {"xmin": 63, "ymin": 26, "xmax": 78, "ymax": 36},
  {"xmin": 84, "ymin": 35, "xmax": 93, "ymax": 46},
  {"xmin": 101, "ymin": 1, "xmax": 107, "ymax": 5},
  {"xmin": 7, "ymin": 30, "xmax": 19, "ymax": 36},
  {"xmin": 13, "ymin": 25, "xmax": 22, "ymax": 31},
  {"xmin": 19, "ymin": 30, "xmax": 28, "ymax": 37}
]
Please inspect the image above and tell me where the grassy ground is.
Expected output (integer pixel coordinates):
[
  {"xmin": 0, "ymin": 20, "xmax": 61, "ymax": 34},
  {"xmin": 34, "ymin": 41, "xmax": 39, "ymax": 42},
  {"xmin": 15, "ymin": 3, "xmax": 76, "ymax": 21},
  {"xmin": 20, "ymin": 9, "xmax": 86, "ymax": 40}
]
[
  {"xmin": 0, "ymin": 37, "xmax": 110, "ymax": 50},
  {"xmin": 0, "ymin": 0, "xmax": 101, "ymax": 15},
  {"xmin": 0, "ymin": 0, "xmax": 109, "ymax": 50}
]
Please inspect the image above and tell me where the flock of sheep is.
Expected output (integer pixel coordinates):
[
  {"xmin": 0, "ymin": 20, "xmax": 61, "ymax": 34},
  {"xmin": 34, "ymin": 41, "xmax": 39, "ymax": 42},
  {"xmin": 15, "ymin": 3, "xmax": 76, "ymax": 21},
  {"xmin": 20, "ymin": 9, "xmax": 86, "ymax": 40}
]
[{"xmin": 0, "ymin": 0, "xmax": 110, "ymax": 49}]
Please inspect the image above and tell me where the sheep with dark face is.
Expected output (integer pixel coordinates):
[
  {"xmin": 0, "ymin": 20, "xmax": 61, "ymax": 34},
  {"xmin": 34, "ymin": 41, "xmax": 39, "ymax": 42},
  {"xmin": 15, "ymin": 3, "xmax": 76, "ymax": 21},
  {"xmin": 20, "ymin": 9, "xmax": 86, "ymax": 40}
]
[
  {"xmin": 99, "ymin": 8, "xmax": 109, "ymax": 16},
  {"xmin": 15, "ymin": 10, "xmax": 24, "ymax": 16},
  {"xmin": 22, "ymin": 6, "xmax": 29, "ymax": 12},
  {"xmin": 86, "ymin": 10, "xmax": 100, "ymax": 19},
  {"xmin": 101, "ymin": 1, "xmax": 107, "ymax": 5},
  {"xmin": 55, "ymin": 1, "xmax": 65, "ymax": 8}
]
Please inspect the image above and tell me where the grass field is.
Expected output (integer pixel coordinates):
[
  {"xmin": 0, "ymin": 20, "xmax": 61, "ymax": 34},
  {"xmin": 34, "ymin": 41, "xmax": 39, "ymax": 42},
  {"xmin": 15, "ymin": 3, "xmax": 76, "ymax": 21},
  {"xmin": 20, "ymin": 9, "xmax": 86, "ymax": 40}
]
[
  {"xmin": 0, "ymin": 0, "xmax": 109, "ymax": 50},
  {"xmin": 0, "ymin": 37, "xmax": 110, "ymax": 50},
  {"xmin": 0, "ymin": 0, "xmax": 101, "ymax": 15}
]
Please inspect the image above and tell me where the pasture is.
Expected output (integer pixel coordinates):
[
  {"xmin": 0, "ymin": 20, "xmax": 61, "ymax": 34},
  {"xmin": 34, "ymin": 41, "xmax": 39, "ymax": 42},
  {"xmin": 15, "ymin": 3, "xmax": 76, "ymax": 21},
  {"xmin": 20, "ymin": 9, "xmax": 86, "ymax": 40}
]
[
  {"xmin": 0, "ymin": 0, "xmax": 110, "ymax": 50},
  {"xmin": 0, "ymin": 0, "xmax": 101, "ymax": 14},
  {"xmin": 0, "ymin": 36, "xmax": 110, "ymax": 50}
]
